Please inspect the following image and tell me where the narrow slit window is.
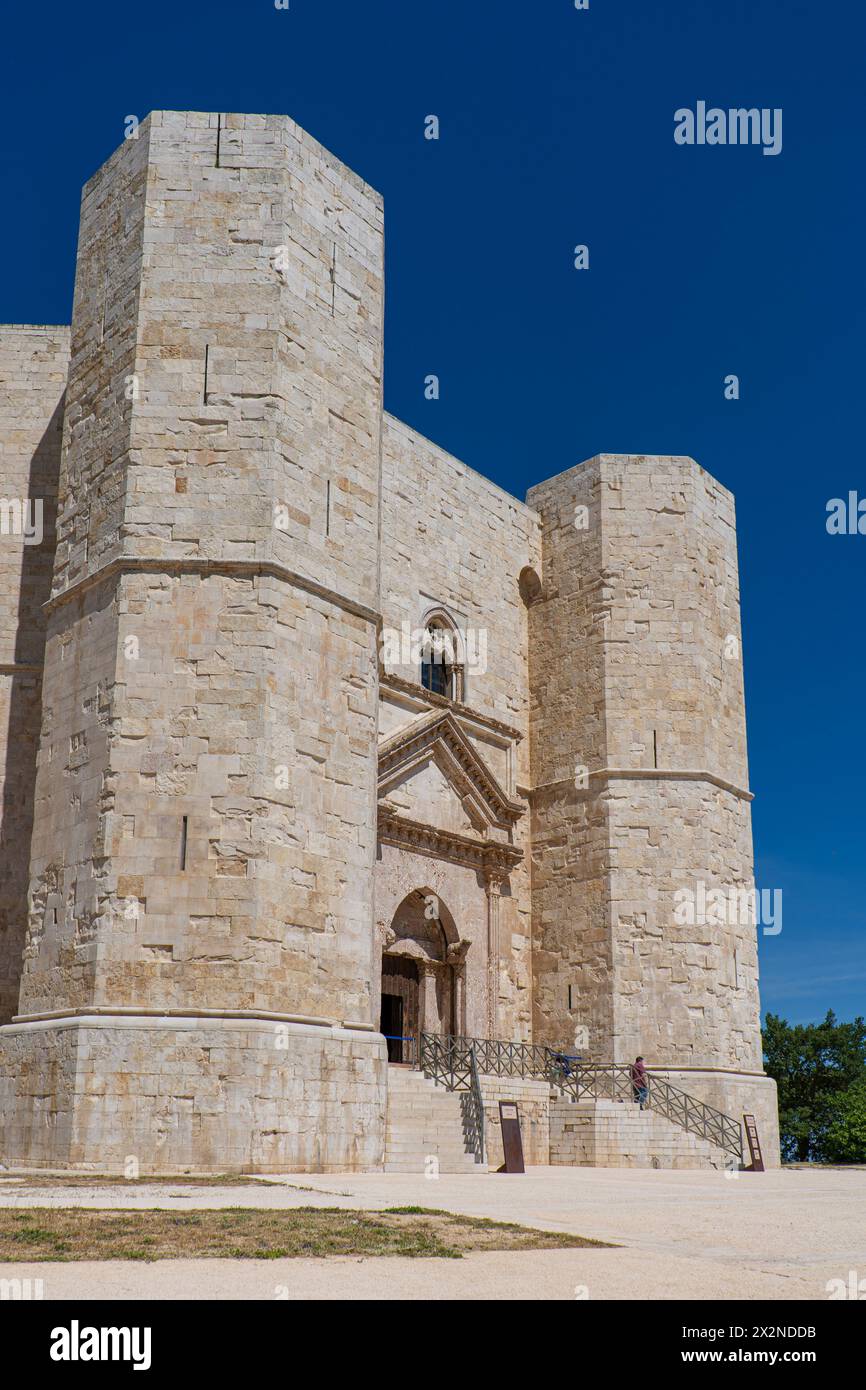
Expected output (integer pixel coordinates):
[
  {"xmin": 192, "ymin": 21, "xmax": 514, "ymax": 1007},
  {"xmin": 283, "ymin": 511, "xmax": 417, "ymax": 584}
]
[{"xmin": 180, "ymin": 815, "xmax": 189, "ymax": 871}]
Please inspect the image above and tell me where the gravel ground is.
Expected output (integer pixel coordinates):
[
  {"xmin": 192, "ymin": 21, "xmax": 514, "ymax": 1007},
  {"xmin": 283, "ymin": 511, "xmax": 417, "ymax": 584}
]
[{"xmin": 1, "ymin": 1165, "xmax": 863, "ymax": 1301}]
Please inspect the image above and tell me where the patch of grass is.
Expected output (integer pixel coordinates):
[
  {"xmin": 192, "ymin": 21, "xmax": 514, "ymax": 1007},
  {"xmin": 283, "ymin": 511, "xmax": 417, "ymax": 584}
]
[
  {"xmin": 0, "ymin": 1206, "xmax": 612, "ymax": 1262},
  {"xmin": 6, "ymin": 1173, "xmax": 261, "ymax": 1188},
  {"xmin": 8, "ymin": 1223, "xmax": 71, "ymax": 1255}
]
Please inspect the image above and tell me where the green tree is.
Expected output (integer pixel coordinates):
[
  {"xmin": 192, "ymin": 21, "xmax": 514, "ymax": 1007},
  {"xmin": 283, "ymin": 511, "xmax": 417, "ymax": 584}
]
[
  {"xmin": 763, "ymin": 1011, "xmax": 866, "ymax": 1162},
  {"xmin": 818, "ymin": 1082, "xmax": 866, "ymax": 1164}
]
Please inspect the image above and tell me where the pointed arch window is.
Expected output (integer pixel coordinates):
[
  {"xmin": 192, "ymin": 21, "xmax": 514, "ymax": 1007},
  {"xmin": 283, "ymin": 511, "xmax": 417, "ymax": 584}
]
[{"xmin": 420, "ymin": 616, "xmax": 463, "ymax": 702}]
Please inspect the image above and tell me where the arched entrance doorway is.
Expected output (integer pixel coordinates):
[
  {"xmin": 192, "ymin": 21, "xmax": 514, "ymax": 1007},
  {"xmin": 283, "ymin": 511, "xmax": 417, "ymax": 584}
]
[{"xmin": 378, "ymin": 890, "xmax": 467, "ymax": 1062}]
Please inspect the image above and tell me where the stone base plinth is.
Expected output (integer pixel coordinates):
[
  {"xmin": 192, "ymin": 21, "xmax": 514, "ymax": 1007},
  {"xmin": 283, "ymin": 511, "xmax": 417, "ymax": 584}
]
[
  {"xmin": 652, "ymin": 1069, "xmax": 781, "ymax": 1169},
  {"xmin": 550, "ymin": 1098, "xmax": 731, "ymax": 1169},
  {"xmin": 0, "ymin": 1014, "xmax": 388, "ymax": 1173}
]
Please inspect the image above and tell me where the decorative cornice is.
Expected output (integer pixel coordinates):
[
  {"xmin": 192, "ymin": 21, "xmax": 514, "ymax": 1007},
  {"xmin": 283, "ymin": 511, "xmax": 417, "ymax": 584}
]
[
  {"xmin": 12, "ymin": 1005, "xmax": 340, "ymax": 1027},
  {"xmin": 378, "ymin": 708, "xmax": 525, "ymax": 828},
  {"xmin": 43, "ymin": 555, "xmax": 381, "ymax": 626},
  {"xmin": 529, "ymin": 767, "xmax": 753, "ymax": 803},
  {"xmin": 378, "ymin": 807, "xmax": 523, "ymax": 875},
  {"xmin": 379, "ymin": 670, "xmax": 523, "ymax": 742}
]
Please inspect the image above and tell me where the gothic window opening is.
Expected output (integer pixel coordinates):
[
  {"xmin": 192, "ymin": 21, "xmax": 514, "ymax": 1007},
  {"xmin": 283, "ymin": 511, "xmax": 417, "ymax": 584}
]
[{"xmin": 420, "ymin": 616, "xmax": 464, "ymax": 702}]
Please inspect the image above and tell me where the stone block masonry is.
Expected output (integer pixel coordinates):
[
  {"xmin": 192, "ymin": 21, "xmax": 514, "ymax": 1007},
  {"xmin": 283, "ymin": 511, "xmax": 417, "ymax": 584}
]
[
  {"xmin": 527, "ymin": 456, "xmax": 776, "ymax": 1147},
  {"xmin": 0, "ymin": 327, "xmax": 69, "ymax": 1025},
  {"xmin": 0, "ymin": 1016, "xmax": 386, "ymax": 1173},
  {"xmin": 0, "ymin": 110, "xmax": 779, "ymax": 1171},
  {"xmin": 550, "ymin": 1099, "xmax": 733, "ymax": 1170},
  {"xmin": 1, "ymin": 113, "xmax": 387, "ymax": 1170},
  {"xmin": 477, "ymin": 1075, "xmax": 550, "ymax": 1169}
]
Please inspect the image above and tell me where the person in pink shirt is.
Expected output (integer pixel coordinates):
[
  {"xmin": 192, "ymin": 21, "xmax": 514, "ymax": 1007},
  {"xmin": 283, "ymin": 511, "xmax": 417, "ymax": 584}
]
[{"xmin": 630, "ymin": 1055, "xmax": 649, "ymax": 1110}]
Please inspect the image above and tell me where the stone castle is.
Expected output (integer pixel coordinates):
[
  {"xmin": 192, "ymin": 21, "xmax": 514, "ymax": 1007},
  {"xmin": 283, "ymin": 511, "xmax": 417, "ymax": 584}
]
[{"xmin": 0, "ymin": 111, "xmax": 778, "ymax": 1172}]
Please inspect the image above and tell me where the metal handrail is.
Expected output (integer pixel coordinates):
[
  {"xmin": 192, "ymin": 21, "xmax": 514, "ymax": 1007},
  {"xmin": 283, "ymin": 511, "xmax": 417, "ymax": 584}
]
[
  {"xmin": 438, "ymin": 1034, "xmax": 563, "ymax": 1079},
  {"xmin": 419, "ymin": 1033, "xmax": 473, "ymax": 1088},
  {"xmin": 462, "ymin": 1046, "xmax": 485, "ymax": 1165},
  {"xmin": 418, "ymin": 1034, "xmax": 742, "ymax": 1163},
  {"xmin": 551, "ymin": 1062, "xmax": 742, "ymax": 1161}
]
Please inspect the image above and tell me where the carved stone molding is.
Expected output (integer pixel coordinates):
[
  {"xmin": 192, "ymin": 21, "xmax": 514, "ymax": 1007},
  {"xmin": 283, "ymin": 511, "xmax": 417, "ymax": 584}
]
[
  {"xmin": 377, "ymin": 807, "xmax": 523, "ymax": 875},
  {"xmin": 375, "ymin": 921, "xmax": 397, "ymax": 950},
  {"xmin": 378, "ymin": 709, "xmax": 525, "ymax": 831},
  {"xmin": 379, "ymin": 671, "xmax": 523, "ymax": 743},
  {"xmin": 446, "ymin": 937, "xmax": 472, "ymax": 966}
]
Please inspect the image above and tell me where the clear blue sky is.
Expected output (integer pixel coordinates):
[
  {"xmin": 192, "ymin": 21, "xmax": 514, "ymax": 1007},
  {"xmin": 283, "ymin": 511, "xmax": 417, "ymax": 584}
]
[{"xmin": 3, "ymin": 1, "xmax": 863, "ymax": 1027}]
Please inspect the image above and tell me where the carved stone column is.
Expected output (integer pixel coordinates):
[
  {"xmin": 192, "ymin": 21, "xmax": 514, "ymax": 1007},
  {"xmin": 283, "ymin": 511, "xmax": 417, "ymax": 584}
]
[
  {"xmin": 485, "ymin": 873, "xmax": 502, "ymax": 1040},
  {"xmin": 418, "ymin": 959, "xmax": 438, "ymax": 1039},
  {"xmin": 446, "ymin": 938, "xmax": 471, "ymax": 1037}
]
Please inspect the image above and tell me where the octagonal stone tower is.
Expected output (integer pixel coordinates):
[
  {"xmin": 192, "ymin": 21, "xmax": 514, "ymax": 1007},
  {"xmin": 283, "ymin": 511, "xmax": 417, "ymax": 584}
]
[
  {"xmin": 527, "ymin": 456, "xmax": 778, "ymax": 1153},
  {"xmin": 0, "ymin": 113, "xmax": 388, "ymax": 1171}
]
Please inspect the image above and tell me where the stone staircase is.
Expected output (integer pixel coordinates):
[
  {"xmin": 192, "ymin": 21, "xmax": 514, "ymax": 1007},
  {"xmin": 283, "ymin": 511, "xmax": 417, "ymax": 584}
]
[{"xmin": 384, "ymin": 1066, "xmax": 483, "ymax": 1173}]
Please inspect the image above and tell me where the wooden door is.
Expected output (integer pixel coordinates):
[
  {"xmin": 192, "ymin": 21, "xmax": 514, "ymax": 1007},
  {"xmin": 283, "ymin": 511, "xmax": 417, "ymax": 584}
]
[{"xmin": 380, "ymin": 955, "xmax": 419, "ymax": 1062}]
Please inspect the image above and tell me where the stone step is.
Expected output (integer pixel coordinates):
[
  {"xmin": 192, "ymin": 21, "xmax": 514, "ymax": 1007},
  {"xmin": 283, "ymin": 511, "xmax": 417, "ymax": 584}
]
[
  {"xmin": 386, "ymin": 1134, "xmax": 476, "ymax": 1143},
  {"xmin": 385, "ymin": 1146, "xmax": 474, "ymax": 1155},
  {"xmin": 384, "ymin": 1067, "xmax": 481, "ymax": 1173},
  {"xmin": 384, "ymin": 1163, "xmax": 479, "ymax": 1174},
  {"xmin": 384, "ymin": 1130, "xmax": 474, "ymax": 1145}
]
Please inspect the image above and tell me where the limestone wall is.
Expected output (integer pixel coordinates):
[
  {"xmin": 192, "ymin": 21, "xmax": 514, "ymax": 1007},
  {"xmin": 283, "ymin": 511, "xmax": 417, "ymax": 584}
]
[
  {"xmin": 20, "ymin": 112, "xmax": 385, "ymax": 1031},
  {"xmin": 0, "ymin": 1016, "xmax": 386, "ymax": 1172},
  {"xmin": 0, "ymin": 326, "xmax": 68, "ymax": 1022},
  {"xmin": 378, "ymin": 419, "xmax": 541, "ymax": 1039},
  {"xmin": 609, "ymin": 780, "xmax": 761, "ymax": 1071},
  {"xmin": 380, "ymin": 416, "xmax": 541, "ymax": 737},
  {"xmin": 527, "ymin": 456, "xmax": 768, "ymax": 1112},
  {"xmin": 550, "ymin": 1098, "xmax": 731, "ymax": 1170},
  {"xmin": 599, "ymin": 459, "xmax": 760, "ymax": 1072},
  {"xmin": 21, "ymin": 123, "xmax": 150, "ymax": 1016},
  {"xmin": 526, "ymin": 457, "xmax": 613, "ymax": 1053}
]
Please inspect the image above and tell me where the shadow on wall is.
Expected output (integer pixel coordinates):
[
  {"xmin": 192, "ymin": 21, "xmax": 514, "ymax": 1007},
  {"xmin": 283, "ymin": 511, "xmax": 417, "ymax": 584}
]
[{"xmin": 0, "ymin": 395, "xmax": 64, "ymax": 1023}]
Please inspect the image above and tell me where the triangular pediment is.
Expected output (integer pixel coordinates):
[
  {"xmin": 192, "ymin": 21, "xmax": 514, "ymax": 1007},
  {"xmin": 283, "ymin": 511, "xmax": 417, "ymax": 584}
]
[{"xmin": 377, "ymin": 710, "xmax": 523, "ymax": 834}]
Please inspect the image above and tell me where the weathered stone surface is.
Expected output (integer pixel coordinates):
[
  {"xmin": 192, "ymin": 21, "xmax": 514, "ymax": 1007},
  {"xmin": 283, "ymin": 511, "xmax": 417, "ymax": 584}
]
[
  {"xmin": 0, "ymin": 1016, "xmax": 386, "ymax": 1172},
  {"xmin": 550, "ymin": 1099, "xmax": 734, "ymax": 1170},
  {"xmin": 527, "ymin": 456, "xmax": 773, "ymax": 1145},
  {"xmin": 0, "ymin": 326, "xmax": 68, "ymax": 1024},
  {"xmin": 0, "ymin": 111, "xmax": 778, "ymax": 1173}
]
